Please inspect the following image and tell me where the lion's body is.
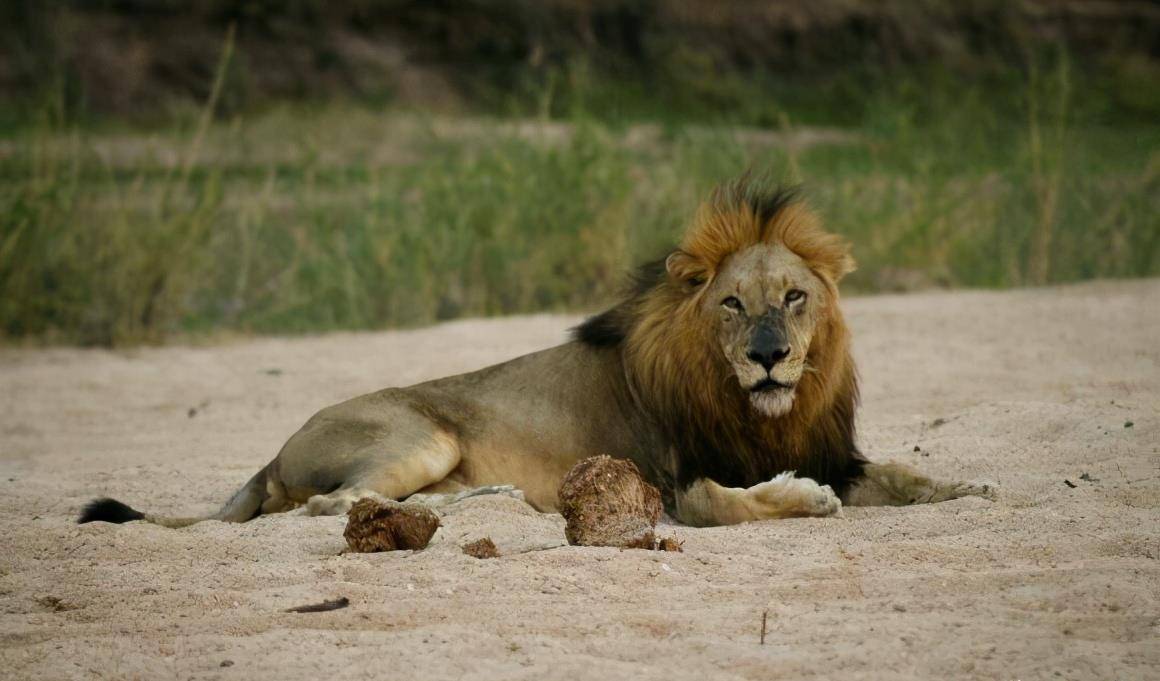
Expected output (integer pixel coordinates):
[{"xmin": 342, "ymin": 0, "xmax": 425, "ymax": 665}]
[
  {"xmin": 80, "ymin": 179, "xmax": 993, "ymax": 529},
  {"xmin": 269, "ymin": 342, "xmax": 653, "ymax": 514}
]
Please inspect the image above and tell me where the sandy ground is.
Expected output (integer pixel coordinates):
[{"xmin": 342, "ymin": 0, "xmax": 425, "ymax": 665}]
[{"xmin": 1, "ymin": 280, "xmax": 1157, "ymax": 680}]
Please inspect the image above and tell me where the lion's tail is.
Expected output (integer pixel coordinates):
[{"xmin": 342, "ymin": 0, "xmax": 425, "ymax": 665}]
[{"xmin": 78, "ymin": 463, "xmax": 271, "ymax": 528}]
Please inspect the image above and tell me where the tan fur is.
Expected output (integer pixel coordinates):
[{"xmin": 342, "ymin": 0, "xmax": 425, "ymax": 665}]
[{"xmin": 675, "ymin": 473, "xmax": 843, "ymax": 527}]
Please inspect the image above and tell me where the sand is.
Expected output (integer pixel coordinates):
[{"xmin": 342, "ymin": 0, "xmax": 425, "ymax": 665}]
[{"xmin": 1, "ymin": 280, "xmax": 1157, "ymax": 680}]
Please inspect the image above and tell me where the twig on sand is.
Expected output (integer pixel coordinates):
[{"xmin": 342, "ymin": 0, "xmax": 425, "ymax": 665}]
[
  {"xmin": 514, "ymin": 541, "xmax": 569, "ymax": 554},
  {"xmin": 760, "ymin": 610, "xmax": 768, "ymax": 644},
  {"xmin": 285, "ymin": 597, "xmax": 350, "ymax": 613}
]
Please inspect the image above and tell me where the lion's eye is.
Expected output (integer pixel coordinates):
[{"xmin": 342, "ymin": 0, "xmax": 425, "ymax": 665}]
[
  {"xmin": 785, "ymin": 289, "xmax": 806, "ymax": 305},
  {"xmin": 722, "ymin": 296, "xmax": 744, "ymax": 312}
]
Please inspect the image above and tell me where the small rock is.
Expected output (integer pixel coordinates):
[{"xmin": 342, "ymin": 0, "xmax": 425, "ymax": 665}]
[
  {"xmin": 220, "ymin": 660, "xmax": 234, "ymax": 668},
  {"xmin": 462, "ymin": 537, "xmax": 500, "ymax": 559},
  {"xmin": 892, "ymin": 604, "xmax": 907, "ymax": 612},
  {"xmin": 187, "ymin": 400, "xmax": 209, "ymax": 418},
  {"xmin": 558, "ymin": 456, "xmax": 662, "ymax": 549},
  {"xmin": 913, "ymin": 445, "xmax": 921, "ymax": 452},
  {"xmin": 1124, "ymin": 421, "xmax": 1134, "ymax": 428},
  {"xmin": 344, "ymin": 499, "xmax": 440, "ymax": 552},
  {"xmin": 35, "ymin": 595, "xmax": 71, "ymax": 612}
]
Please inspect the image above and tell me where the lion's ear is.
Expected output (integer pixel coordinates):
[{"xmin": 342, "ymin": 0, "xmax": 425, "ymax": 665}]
[
  {"xmin": 812, "ymin": 244, "xmax": 857, "ymax": 285},
  {"xmin": 831, "ymin": 253, "xmax": 857, "ymax": 282},
  {"xmin": 665, "ymin": 250, "xmax": 709, "ymax": 289}
]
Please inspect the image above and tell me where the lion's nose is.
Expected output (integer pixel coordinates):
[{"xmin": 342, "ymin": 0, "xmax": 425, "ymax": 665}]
[{"xmin": 747, "ymin": 344, "xmax": 790, "ymax": 372}]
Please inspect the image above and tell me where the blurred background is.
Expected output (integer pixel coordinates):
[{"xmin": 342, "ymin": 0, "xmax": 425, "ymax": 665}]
[{"xmin": 1, "ymin": 0, "xmax": 1157, "ymax": 345}]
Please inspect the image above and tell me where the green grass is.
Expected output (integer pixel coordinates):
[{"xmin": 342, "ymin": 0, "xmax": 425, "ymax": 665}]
[{"xmin": 1, "ymin": 60, "xmax": 1158, "ymax": 345}]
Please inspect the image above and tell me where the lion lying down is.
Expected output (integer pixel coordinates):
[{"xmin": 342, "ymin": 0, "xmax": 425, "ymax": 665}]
[{"xmin": 80, "ymin": 179, "xmax": 993, "ymax": 529}]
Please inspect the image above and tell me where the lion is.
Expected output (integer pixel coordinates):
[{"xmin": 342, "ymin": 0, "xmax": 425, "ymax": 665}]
[{"xmin": 79, "ymin": 179, "xmax": 993, "ymax": 529}]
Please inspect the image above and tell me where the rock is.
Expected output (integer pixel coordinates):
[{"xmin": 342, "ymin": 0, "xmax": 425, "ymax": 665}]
[
  {"xmin": 344, "ymin": 498, "xmax": 440, "ymax": 552},
  {"xmin": 558, "ymin": 455, "xmax": 663, "ymax": 549},
  {"xmin": 462, "ymin": 537, "xmax": 500, "ymax": 559}
]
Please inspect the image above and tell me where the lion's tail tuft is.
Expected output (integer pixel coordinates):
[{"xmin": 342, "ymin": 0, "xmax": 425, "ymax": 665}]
[
  {"xmin": 77, "ymin": 464, "xmax": 271, "ymax": 528},
  {"xmin": 77, "ymin": 497, "xmax": 202, "ymax": 527},
  {"xmin": 78, "ymin": 497, "xmax": 146, "ymax": 524}
]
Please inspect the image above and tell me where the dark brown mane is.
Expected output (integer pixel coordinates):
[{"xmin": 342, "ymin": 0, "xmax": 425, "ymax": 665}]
[{"xmin": 573, "ymin": 179, "xmax": 865, "ymax": 502}]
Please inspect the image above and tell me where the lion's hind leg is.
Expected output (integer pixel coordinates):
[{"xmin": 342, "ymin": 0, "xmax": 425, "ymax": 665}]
[
  {"xmin": 405, "ymin": 484, "xmax": 525, "ymax": 509},
  {"xmin": 283, "ymin": 416, "xmax": 464, "ymax": 518},
  {"xmin": 304, "ymin": 482, "xmax": 525, "ymax": 517},
  {"xmin": 844, "ymin": 461, "xmax": 996, "ymax": 507}
]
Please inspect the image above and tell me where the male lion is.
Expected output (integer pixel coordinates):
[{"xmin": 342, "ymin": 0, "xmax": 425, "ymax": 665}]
[{"xmin": 80, "ymin": 179, "xmax": 992, "ymax": 528}]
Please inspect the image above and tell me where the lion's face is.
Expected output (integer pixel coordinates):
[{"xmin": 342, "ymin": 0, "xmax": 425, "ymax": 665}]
[{"xmin": 702, "ymin": 243, "xmax": 829, "ymax": 418}]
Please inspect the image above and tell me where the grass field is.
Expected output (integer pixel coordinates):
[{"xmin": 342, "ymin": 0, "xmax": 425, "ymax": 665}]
[{"xmin": 1, "ymin": 55, "xmax": 1157, "ymax": 345}]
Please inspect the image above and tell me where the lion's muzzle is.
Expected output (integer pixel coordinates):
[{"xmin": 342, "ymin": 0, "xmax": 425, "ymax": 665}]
[{"xmin": 746, "ymin": 309, "xmax": 791, "ymax": 372}]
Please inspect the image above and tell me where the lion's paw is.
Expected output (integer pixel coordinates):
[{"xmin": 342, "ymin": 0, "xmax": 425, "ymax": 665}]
[
  {"xmin": 306, "ymin": 489, "xmax": 389, "ymax": 517},
  {"xmin": 748, "ymin": 473, "xmax": 843, "ymax": 519},
  {"xmin": 813, "ymin": 484, "xmax": 844, "ymax": 516}
]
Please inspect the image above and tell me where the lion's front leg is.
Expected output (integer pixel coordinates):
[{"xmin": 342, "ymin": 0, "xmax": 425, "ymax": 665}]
[
  {"xmin": 844, "ymin": 461, "xmax": 996, "ymax": 507},
  {"xmin": 674, "ymin": 473, "xmax": 842, "ymax": 527}
]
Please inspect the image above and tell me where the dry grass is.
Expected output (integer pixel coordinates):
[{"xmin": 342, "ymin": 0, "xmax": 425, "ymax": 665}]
[{"xmin": 1, "ymin": 55, "xmax": 1156, "ymax": 344}]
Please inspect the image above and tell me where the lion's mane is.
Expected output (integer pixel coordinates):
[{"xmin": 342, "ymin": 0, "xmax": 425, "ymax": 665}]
[{"xmin": 575, "ymin": 179, "xmax": 865, "ymax": 499}]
